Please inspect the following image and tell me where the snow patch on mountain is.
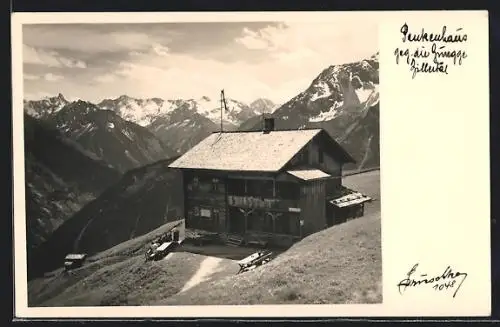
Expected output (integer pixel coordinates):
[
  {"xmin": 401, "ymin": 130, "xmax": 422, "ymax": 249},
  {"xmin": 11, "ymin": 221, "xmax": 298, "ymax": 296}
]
[
  {"xmin": 354, "ymin": 82, "xmax": 379, "ymax": 104},
  {"xmin": 98, "ymin": 96, "xmax": 170, "ymax": 127},
  {"xmin": 310, "ymin": 81, "xmax": 332, "ymax": 102},
  {"xmin": 309, "ymin": 101, "xmax": 344, "ymax": 122},
  {"xmin": 97, "ymin": 95, "xmax": 259, "ymax": 128},
  {"xmin": 249, "ymin": 98, "xmax": 277, "ymax": 114}
]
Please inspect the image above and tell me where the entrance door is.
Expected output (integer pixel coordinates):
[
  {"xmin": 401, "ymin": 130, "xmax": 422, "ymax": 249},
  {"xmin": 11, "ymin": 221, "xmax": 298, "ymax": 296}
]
[{"xmin": 228, "ymin": 207, "xmax": 246, "ymax": 234}]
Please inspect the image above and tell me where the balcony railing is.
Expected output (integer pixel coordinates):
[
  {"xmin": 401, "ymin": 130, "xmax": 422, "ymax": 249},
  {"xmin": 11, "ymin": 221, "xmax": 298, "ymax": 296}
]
[{"xmin": 227, "ymin": 195, "xmax": 300, "ymax": 212}]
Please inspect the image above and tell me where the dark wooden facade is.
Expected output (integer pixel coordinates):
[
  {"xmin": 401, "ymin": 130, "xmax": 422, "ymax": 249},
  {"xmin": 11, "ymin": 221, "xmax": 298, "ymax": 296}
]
[{"xmin": 179, "ymin": 135, "xmax": 353, "ymax": 247}]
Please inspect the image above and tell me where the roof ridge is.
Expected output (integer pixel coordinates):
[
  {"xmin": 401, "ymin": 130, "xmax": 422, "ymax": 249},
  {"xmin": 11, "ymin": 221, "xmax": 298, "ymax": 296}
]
[{"xmin": 212, "ymin": 127, "xmax": 323, "ymax": 134}]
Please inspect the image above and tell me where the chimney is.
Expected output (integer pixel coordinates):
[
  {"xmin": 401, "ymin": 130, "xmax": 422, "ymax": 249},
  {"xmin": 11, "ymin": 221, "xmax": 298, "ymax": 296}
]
[{"xmin": 263, "ymin": 117, "xmax": 275, "ymax": 134}]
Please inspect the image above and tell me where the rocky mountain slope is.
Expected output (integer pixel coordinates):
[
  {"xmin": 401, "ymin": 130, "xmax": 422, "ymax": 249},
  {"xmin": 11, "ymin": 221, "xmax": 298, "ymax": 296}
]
[
  {"xmin": 45, "ymin": 100, "xmax": 177, "ymax": 172},
  {"xmin": 24, "ymin": 114, "xmax": 122, "ymax": 262},
  {"xmin": 24, "ymin": 93, "xmax": 70, "ymax": 119},
  {"xmin": 242, "ymin": 53, "xmax": 380, "ymax": 171},
  {"xmin": 147, "ymin": 106, "xmax": 221, "ymax": 155},
  {"xmin": 28, "ymin": 157, "xmax": 184, "ymax": 279}
]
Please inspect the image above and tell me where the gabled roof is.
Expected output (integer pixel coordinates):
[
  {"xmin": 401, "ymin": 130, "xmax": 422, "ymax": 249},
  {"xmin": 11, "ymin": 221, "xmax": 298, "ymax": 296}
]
[
  {"xmin": 168, "ymin": 128, "xmax": 355, "ymax": 172},
  {"xmin": 287, "ymin": 169, "xmax": 331, "ymax": 181}
]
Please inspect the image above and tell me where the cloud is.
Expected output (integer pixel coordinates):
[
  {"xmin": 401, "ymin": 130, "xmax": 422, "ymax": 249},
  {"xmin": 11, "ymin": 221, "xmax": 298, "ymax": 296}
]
[
  {"xmin": 152, "ymin": 43, "xmax": 169, "ymax": 56},
  {"xmin": 24, "ymin": 22, "xmax": 378, "ymax": 104},
  {"xmin": 24, "ymin": 73, "xmax": 40, "ymax": 80},
  {"xmin": 91, "ymin": 45, "xmax": 331, "ymax": 103},
  {"xmin": 94, "ymin": 73, "xmax": 116, "ymax": 84},
  {"xmin": 235, "ymin": 22, "xmax": 378, "ymax": 65},
  {"xmin": 23, "ymin": 25, "xmax": 172, "ymax": 54},
  {"xmin": 23, "ymin": 45, "xmax": 87, "ymax": 68},
  {"xmin": 235, "ymin": 28, "xmax": 270, "ymax": 50},
  {"xmin": 58, "ymin": 57, "xmax": 87, "ymax": 68},
  {"xmin": 24, "ymin": 91, "xmax": 53, "ymax": 100},
  {"xmin": 44, "ymin": 73, "xmax": 64, "ymax": 82}
]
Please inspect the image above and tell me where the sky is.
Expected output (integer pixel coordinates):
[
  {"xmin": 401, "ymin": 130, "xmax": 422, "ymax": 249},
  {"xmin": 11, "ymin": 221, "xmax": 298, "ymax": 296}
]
[{"xmin": 22, "ymin": 22, "xmax": 378, "ymax": 104}]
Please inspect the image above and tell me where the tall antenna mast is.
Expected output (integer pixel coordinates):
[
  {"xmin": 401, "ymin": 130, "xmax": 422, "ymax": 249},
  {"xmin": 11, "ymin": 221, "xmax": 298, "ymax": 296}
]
[{"xmin": 220, "ymin": 89, "xmax": 228, "ymax": 133}]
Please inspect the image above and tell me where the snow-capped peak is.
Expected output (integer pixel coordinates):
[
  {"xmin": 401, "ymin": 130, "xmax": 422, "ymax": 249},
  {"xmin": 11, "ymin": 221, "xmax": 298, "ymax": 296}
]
[
  {"xmin": 250, "ymin": 98, "xmax": 276, "ymax": 114},
  {"xmin": 24, "ymin": 93, "xmax": 71, "ymax": 118}
]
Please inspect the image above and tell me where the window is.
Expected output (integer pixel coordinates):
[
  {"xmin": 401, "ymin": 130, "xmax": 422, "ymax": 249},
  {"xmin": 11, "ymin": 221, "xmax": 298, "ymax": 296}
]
[{"xmin": 200, "ymin": 208, "xmax": 211, "ymax": 218}]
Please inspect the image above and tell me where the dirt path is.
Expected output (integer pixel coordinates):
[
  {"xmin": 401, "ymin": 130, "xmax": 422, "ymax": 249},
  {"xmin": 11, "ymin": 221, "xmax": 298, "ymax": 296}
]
[
  {"xmin": 163, "ymin": 253, "xmax": 174, "ymax": 261},
  {"xmin": 180, "ymin": 256, "xmax": 222, "ymax": 293}
]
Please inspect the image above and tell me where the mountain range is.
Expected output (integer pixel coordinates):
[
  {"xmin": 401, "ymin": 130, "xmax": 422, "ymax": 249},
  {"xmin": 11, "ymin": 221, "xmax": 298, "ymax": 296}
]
[{"xmin": 26, "ymin": 94, "xmax": 277, "ymax": 155}]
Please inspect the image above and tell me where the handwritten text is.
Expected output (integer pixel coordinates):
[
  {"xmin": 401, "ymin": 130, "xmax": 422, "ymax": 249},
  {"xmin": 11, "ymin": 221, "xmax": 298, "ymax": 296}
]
[
  {"xmin": 394, "ymin": 23, "xmax": 468, "ymax": 79},
  {"xmin": 397, "ymin": 263, "xmax": 468, "ymax": 298}
]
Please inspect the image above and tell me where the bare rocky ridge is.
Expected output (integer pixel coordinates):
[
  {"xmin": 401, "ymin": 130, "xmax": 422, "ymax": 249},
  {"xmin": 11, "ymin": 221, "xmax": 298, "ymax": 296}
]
[{"xmin": 46, "ymin": 100, "xmax": 177, "ymax": 172}]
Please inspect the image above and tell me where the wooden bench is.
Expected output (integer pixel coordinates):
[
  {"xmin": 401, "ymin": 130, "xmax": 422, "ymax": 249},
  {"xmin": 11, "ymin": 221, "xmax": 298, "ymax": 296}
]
[{"xmin": 236, "ymin": 250, "xmax": 273, "ymax": 274}]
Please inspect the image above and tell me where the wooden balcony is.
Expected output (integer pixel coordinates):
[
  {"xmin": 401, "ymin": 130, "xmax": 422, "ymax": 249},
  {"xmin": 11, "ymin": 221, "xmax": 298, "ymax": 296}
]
[{"xmin": 227, "ymin": 195, "xmax": 300, "ymax": 212}]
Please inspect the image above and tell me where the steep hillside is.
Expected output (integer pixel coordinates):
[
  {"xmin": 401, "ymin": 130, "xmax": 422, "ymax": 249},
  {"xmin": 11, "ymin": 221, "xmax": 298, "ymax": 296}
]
[
  {"xmin": 28, "ymin": 170, "xmax": 381, "ymax": 306},
  {"xmin": 28, "ymin": 221, "xmax": 238, "ymax": 307},
  {"xmin": 165, "ymin": 213, "xmax": 381, "ymax": 305},
  {"xmin": 24, "ymin": 114, "xmax": 121, "ymax": 260},
  {"xmin": 48, "ymin": 100, "xmax": 176, "ymax": 172},
  {"xmin": 242, "ymin": 53, "xmax": 380, "ymax": 170},
  {"xmin": 28, "ymin": 157, "xmax": 183, "ymax": 279},
  {"xmin": 163, "ymin": 170, "xmax": 381, "ymax": 305}
]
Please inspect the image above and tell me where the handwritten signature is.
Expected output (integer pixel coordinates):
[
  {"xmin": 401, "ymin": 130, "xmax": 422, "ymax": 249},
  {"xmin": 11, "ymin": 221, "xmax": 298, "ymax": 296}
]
[{"xmin": 397, "ymin": 263, "xmax": 468, "ymax": 298}]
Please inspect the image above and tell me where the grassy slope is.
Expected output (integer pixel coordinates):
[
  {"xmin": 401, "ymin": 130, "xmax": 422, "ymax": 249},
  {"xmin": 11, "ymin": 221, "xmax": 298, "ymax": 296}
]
[
  {"xmin": 41, "ymin": 253, "xmax": 203, "ymax": 306},
  {"xmin": 162, "ymin": 170, "xmax": 381, "ymax": 305},
  {"xmin": 28, "ymin": 220, "xmax": 237, "ymax": 306},
  {"xmin": 29, "ymin": 170, "xmax": 381, "ymax": 306}
]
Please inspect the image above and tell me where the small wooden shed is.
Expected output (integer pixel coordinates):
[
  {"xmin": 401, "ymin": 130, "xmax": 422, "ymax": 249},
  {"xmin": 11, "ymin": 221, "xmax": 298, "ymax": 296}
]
[{"xmin": 64, "ymin": 253, "xmax": 87, "ymax": 271}]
